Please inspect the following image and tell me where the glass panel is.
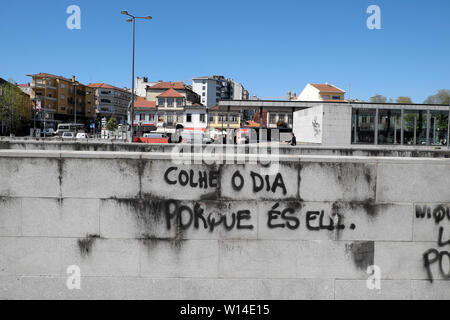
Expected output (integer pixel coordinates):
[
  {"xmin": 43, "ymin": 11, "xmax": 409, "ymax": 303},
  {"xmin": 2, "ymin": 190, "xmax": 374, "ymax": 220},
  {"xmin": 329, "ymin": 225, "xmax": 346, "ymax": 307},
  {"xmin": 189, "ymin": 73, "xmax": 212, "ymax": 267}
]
[
  {"xmin": 430, "ymin": 110, "xmax": 449, "ymax": 146},
  {"xmin": 403, "ymin": 110, "xmax": 428, "ymax": 145},
  {"xmin": 378, "ymin": 109, "xmax": 401, "ymax": 145},
  {"xmin": 352, "ymin": 108, "xmax": 375, "ymax": 144}
]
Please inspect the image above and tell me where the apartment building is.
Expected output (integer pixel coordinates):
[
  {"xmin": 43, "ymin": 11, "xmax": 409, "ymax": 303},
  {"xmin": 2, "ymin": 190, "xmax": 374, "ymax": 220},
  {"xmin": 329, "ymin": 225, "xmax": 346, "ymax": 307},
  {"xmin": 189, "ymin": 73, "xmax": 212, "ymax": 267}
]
[
  {"xmin": 297, "ymin": 83, "xmax": 346, "ymax": 101},
  {"xmin": 192, "ymin": 76, "xmax": 248, "ymax": 107},
  {"xmin": 27, "ymin": 73, "xmax": 95, "ymax": 125},
  {"xmin": 207, "ymin": 106, "xmax": 241, "ymax": 130},
  {"xmin": 135, "ymin": 76, "xmax": 157, "ymax": 97},
  {"xmin": 88, "ymin": 83, "xmax": 132, "ymax": 123}
]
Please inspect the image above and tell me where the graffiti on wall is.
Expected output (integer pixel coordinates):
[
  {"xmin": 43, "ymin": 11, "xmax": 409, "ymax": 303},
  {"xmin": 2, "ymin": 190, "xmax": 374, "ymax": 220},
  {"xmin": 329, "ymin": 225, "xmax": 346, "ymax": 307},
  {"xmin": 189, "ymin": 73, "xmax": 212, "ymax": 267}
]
[{"xmin": 417, "ymin": 205, "xmax": 450, "ymax": 282}]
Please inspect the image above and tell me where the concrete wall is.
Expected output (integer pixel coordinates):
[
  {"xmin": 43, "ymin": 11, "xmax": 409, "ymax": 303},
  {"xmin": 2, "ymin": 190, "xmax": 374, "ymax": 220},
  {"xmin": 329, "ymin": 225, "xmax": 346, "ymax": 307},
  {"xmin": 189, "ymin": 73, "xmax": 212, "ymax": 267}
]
[
  {"xmin": 294, "ymin": 104, "xmax": 354, "ymax": 146},
  {"xmin": 1, "ymin": 150, "xmax": 450, "ymax": 299},
  {"xmin": 1, "ymin": 139, "xmax": 450, "ymax": 158}
]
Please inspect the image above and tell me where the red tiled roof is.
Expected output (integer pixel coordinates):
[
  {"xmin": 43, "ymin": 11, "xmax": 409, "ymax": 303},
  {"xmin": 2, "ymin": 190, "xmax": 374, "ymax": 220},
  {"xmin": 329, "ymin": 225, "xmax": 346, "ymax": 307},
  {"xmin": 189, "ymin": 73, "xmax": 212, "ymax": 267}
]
[
  {"xmin": 157, "ymin": 88, "xmax": 184, "ymax": 98},
  {"xmin": 149, "ymin": 81, "xmax": 185, "ymax": 90},
  {"xmin": 134, "ymin": 97, "xmax": 156, "ymax": 108},
  {"xmin": 88, "ymin": 83, "xmax": 130, "ymax": 94},
  {"xmin": 17, "ymin": 83, "xmax": 30, "ymax": 87},
  {"xmin": 310, "ymin": 83, "xmax": 345, "ymax": 93},
  {"xmin": 28, "ymin": 73, "xmax": 74, "ymax": 83}
]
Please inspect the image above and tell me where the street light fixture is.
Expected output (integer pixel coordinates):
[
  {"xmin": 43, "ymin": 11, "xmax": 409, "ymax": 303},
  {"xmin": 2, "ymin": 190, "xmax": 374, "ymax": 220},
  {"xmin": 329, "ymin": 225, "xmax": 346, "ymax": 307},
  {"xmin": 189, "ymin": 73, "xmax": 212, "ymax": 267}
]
[{"xmin": 121, "ymin": 10, "xmax": 152, "ymax": 142}]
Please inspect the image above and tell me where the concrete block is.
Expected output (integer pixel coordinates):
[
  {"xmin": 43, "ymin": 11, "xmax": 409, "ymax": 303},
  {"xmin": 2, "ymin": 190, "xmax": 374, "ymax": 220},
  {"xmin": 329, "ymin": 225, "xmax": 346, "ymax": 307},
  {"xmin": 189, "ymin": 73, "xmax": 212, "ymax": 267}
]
[
  {"xmin": 141, "ymin": 161, "xmax": 221, "ymax": 201},
  {"xmin": 412, "ymin": 203, "xmax": 450, "ymax": 242},
  {"xmin": 140, "ymin": 240, "xmax": 219, "ymax": 278},
  {"xmin": 0, "ymin": 158, "xmax": 60, "ymax": 197},
  {"xmin": 0, "ymin": 237, "xmax": 61, "ymax": 276},
  {"xmin": 0, "ymin": 197, "xmax": 21, "ymax": 236},
  {"xmin": 411, "ymin": 280, "xmax": 450, "ymax": 300},
  {"xmin": 377, "ymin": 163, "xmax": 450, "ymax": 203},
  {"xmin": 299, "ymin": 162, "xmax": 376, "ymax": 202},
  {"xmin": 99, "ymin": 198, "xmax": 175, "ymax": 239},
  {"xmin": 61, "ymin": 158, "xmax": 140, "ymax": 199},
  {"xmin": 21, "ymin": 198, "xmax": 100, "ymax": 237},
  {"xmin": 0, "ymin": 276, "xmax": 21, "ymax": 299},
  {"xmin": 218, "ymin": 240, "xmax": 367, "ymax": 279},
  {"xmin": 178, "ymin": 200, "xmax": 258, "ymax": 240},
  {"xmin": 375, "ymin": 242, "xmax": 446, "ymax": 280},
  {"xmin": 220, "ymin": 162, "xmax": 299, "ymax": 200},
  {"xmin": 218, "ymin": 240, "xmax": 298, "ymax": 279},
  {"xmin": 335, "ymin": 280, "xmax": 413, "ymax": 300},
  {"xmin": 60, "ymin": 238, "xmax": 140, "ymax": 277},
  {"xmin": 256, "ymin": 202, "xmax": 412, "ymax": 241},
  {"xmin": 1, "ymin": 276, "xmax": 182, "ymax": 300}
]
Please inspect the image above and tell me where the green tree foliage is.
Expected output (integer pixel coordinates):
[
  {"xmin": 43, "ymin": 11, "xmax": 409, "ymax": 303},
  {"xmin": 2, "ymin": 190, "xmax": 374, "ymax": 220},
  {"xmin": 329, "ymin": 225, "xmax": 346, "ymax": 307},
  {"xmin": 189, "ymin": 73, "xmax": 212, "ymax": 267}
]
[
  {"xmin": 370, "ymin": 94, "xmax": 387, "ymax": 103},
  {"xmin": 105, "ymin": 117, "xmax": 119, "ymax": 131},
  {"xmin": 0, "ymin": 79, "xmax": 29, "ymax": 135},
  {"xmin": 424, "ymin": 89, "xmax": 450, "ymax": 105},
  {"xmin": 396, "ymin": 96, "xmax": 413, "ymax": 104}
]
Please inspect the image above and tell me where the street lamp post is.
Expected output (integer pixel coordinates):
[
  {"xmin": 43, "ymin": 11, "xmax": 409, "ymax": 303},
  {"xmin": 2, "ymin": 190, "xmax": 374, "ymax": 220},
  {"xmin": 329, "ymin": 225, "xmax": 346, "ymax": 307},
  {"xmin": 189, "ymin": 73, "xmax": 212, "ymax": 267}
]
[
  {"xmin": 121, "ymin": 10, "xmax": 151, "ymax": 142},
  {"xmin": 72, "ymin": 81, "xmax": 79, "ymax": 125}
]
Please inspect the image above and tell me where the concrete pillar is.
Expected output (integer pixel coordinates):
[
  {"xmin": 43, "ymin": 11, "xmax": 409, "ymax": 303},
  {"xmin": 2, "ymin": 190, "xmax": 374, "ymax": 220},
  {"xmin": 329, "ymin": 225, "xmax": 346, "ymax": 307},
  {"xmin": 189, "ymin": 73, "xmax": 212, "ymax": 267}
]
[
  {"xmin": 227, "ymin": 106, "xmax": 231, "ymax": 131},
  {"xmin": 414, "ymin": 117, "xmax": 417, "ymax": 145},
  {"xmin": 400, "ymin": 109, "xmax": 404, "ymax": 145},
  {"xmin": 374, "ymin": 108, "xmax": 379, "ymax": 145},
  {"xmin": 426, "ymin": 110, "xmax": 430, "ymax": 146}
]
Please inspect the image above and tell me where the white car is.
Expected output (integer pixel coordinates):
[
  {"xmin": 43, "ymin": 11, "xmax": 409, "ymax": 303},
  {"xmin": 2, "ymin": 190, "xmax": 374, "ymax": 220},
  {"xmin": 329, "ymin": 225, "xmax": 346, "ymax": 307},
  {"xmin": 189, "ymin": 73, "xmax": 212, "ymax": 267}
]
[
  {"xmin": 76, "ymin": 133, "xmax": 90, "ymax": 139},
  {"xmin": 61, "ymin": 132, "xmax": 75, "ymax": 139}
]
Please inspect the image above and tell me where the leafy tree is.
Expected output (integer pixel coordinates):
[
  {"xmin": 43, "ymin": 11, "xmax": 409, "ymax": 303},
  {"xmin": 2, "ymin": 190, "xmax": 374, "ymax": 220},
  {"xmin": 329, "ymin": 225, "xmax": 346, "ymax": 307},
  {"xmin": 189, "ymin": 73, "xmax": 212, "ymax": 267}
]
[
  {"xmin": 424, "ymin": 89, "xmax": 450, "ymax": 105},
  {"xmin": 370, "ymin": 94, "xmax": 387, "ymax": 103},
  {"xmin": 0, "ymin": 79, "xmax": 29, "ymax": 135},
  {"xmin": 396, "ymin": 96, "xmax": 413, "ymax": 104},
  {"xmin": 105, "ymin": 117, "xmax": 119, "ymax": 131}
]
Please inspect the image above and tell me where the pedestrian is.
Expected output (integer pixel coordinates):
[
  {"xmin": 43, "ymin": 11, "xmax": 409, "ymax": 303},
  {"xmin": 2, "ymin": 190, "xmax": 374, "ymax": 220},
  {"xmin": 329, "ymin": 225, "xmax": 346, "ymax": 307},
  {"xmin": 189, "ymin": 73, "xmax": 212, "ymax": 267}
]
[{"xmin": 288, "ymin": 132, "xmax": 296, "ymax": 146}]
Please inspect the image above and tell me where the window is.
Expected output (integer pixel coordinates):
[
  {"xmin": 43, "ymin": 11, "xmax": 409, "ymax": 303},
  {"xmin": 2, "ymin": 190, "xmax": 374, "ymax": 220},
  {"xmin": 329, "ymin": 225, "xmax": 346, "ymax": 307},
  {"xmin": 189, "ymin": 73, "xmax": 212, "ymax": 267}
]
[
  {"xmin": 288, "ymin": 114, "xmax": 293, "ymax": 124},
  {"xmin": 149, "ymin": 114, "xmax": 155, "ymax": 121},
  {"xmin": 200, "ymin": 114, "xmax": 205, "ymax": 122},
  {"xmin": 322, "ymin": 95, "xmax": 331, "ymax": 100},
  {"xmin": 202, "ymin": 92, "xmax": 205, "ymax": 97},
  {"xmin": 209, "ymin": 114, "xmax": 215, "ymax": 122},
  {"xmin": 167, "ymin": 98, "xmax": 174, "ymax": 107},
  {"xmin": 140, "ymin": 113, "xmax": 145, "ymax": 121},
  {"xmin": 176, "ymin": 98, "xmax": 184, "ymax": 107},
  {"xmin": 158, "ymin": 98, "xmax": 165, "ymax": 107},
  {"xmin": 61, "ymin": 83, "xmax": 66, "ymax": 89},
  {"xmin": 202, "ymin": 86, "xmax": 206, "ymax": 90},
  {"xmin": 332, "ymin": 96, "xmax": 341, "ymax": 100},
  {"xmin": 269, "ymin": 113, "xmax": 277, "ymax": 124},
  {"xmin": 61, "ymin": 105, "xmax": 66, "ymax": 111},
  {"xmin": 231, "ymin": 114, "xmax": 238, "ymax": 123},
  {"xmin": 186, "ymin": 114, "xmax": 192, "ymax": 122},
  {"xmin": 61, "ymin": 94, "xmax": 65, "ymax": 99},
  {"xmin": 167, "ymin": 114, "xmax": 174, "ymax": 124}
]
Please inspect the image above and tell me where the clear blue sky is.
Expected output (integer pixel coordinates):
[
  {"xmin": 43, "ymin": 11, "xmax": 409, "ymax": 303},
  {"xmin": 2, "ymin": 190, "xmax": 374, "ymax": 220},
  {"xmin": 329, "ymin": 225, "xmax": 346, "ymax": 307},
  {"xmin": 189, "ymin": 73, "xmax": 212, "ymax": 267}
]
[{"xmin": 1, "ymin": 0, "xmax": 449, "ymax": 103}]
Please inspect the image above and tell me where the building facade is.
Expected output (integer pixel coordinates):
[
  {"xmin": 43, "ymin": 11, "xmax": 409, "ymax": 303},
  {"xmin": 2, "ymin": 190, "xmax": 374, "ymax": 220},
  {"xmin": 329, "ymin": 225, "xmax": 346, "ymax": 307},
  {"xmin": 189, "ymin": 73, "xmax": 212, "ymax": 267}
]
[
  {"xmin": 297, "ymin": 83, "xmax": 346, "ymax": 101},
  {"xmin": 0, "ymin": 78, "xmax": 32, "ymax": 135},
  {"xmin": 27, "ymin": 73, "xmax": 95, "ymax": 127},
  {"xmin": 135, "ymin": 76, "xmax": 157, "ymax": 97},
  {"xmin": 88, "ymin": 83, "xmax": 132, "ymax": 123},
  {"xmin": 192, "ymin": 76, "xmax": 247, "ymax": 108}
]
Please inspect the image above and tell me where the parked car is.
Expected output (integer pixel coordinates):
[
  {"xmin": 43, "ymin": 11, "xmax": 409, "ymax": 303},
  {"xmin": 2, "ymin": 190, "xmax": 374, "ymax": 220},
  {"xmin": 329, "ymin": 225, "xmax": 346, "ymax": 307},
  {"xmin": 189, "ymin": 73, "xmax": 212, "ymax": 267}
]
[
  {"xmin": 61, "ymin": 132, "xmax": 76, "ymax": 139},
  {"xmin": 76, "ymin": 133, "xmax": 90, "ymax": 139},
  {"xmin": 41, "ymin": 128, "xmax": 55, "ymax": 137}
]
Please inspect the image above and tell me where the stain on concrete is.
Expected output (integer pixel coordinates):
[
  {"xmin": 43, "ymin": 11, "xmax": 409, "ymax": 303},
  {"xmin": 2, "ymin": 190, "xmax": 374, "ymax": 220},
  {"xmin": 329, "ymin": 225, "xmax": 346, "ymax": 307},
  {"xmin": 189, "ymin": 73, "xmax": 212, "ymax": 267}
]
[
  {"xmin": 346, "ymin": 241, "xmax": 374, "ymax": 270},
  {"xmin": 77, "ymin": 234, "xmax": 100, "ymax": 257}
]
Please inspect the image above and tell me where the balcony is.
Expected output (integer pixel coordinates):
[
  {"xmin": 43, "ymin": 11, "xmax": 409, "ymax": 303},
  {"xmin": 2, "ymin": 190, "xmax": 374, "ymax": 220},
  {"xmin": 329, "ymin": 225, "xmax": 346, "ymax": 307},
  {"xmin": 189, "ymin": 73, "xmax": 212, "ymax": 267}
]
[{"xmin": 32, "ymin": 83, "xmax": 57, "ymax": 90}]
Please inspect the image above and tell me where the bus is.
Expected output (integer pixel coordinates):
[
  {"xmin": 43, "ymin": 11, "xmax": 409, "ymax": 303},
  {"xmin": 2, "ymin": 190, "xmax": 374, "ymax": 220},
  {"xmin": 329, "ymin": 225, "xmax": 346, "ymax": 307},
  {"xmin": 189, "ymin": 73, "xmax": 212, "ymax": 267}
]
[{"xmin": 55, "ymin": 123, "xmax": 85, "ymax": 136}]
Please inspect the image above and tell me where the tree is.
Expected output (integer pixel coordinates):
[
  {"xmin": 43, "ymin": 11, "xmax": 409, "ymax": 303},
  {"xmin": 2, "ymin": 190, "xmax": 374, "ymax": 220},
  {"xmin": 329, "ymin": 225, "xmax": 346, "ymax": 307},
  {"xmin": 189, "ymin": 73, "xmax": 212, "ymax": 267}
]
[
  {"xmin": 105, "ymin": 117, "xmax": 119, "ymax": 131},
  {"xmin": 370, "ymin": 94, "xmax": 387, "ymax": 103},
  {"xmin": 0, "ymin": 79, "xmax": 29, "ymax": 135},
  {"xmin": 424, "ymin": 89, "xmax": 450, "ymax": 105},
  {"xmin": 396, "ymin": 96, "xmax": 413, "ymax": 104}
]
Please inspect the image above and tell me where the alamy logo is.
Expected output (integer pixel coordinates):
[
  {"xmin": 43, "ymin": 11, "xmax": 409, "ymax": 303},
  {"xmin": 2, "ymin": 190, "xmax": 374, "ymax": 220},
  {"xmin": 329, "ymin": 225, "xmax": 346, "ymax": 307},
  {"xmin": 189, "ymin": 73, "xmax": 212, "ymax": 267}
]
[
  {"xmin": 66, "ymin": 5, "xmax": 81, "ymax": 30},
  {"xmin": 366, "ymin": 5, "xmax": 381, "ymax": 30},
  {"xmin": 366, "ymin": 265, "xmax": 381, "ymax": 290},
  {"xmin": 66, "ymin": 265, "xmax": 81, "ymax": 290}
]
